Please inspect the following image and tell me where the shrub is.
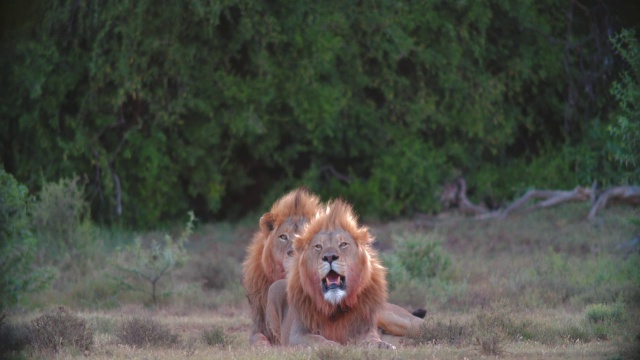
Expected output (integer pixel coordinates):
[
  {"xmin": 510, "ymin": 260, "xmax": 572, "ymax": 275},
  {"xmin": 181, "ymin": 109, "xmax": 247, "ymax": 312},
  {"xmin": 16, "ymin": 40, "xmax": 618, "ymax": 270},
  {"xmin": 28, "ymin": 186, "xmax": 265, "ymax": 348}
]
[
  {"xmin": 27, "ymin": 306, "xmax": 93, "ymax": 354},
  {"xmin": 474, "ymin": 301, "xmax": 534, "ymax": 341},
  {"xmin": 112, "ymin": 212, "xmax": 195, "ymax": 305},
  {"xmin": 585, "ymin": 303, "xmax": 625, "ymax": 323},
  {"xmin": 0, "ymin": 168, "xmax": 55, "ymax": 309},
  {"xmin": 31, "ymin": 176, "xmax": 93, "ymax": 257},
  {"xmin": 609, "ymin": 29, "xmax": 640, "ymax": 183},
  {"xmin": 195, "ymin": 254, "xmax": 242, "ymax": 290},
  {"xmin": 202, "ymin": 326, "xmax": 231, "ymax": 347},
  {"xmin": 393, "ymin": 233, "xmax": 451, "ymax": 280},
  {"xmin": 115, "ymin": 317, "xmax": 179, "ymax": 348}
]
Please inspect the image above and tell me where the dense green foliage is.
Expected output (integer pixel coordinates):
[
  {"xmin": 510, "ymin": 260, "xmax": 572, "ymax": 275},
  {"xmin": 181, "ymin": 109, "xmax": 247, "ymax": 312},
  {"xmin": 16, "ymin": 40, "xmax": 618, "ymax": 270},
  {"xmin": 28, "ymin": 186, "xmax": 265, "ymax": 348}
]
[
  {"xmin": 0, "ymin": 1, "xmax": 634, "ymax": 226},
  {"xmin": 0, "ymin": 168, "xmax": 54, "ymax": 309},
  {"xmin": 609, "ymin": 29, "xmax": 640, "ymax": 183}
]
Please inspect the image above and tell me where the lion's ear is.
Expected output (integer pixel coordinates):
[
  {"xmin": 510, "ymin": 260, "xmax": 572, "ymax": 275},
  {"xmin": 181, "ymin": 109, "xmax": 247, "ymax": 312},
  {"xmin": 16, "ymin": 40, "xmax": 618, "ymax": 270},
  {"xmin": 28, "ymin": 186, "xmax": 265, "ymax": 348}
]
[{"xmin": 259, "ymin": 212, "xmax": 275, "ymax": 236}]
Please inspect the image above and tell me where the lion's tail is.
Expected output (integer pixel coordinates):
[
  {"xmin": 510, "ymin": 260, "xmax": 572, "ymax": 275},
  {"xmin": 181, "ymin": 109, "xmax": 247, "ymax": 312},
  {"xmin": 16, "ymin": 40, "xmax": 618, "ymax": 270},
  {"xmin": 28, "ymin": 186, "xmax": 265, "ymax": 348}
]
[{"xmin": 411, "ymin": 308, "xmax": 427, "ymax": 319}]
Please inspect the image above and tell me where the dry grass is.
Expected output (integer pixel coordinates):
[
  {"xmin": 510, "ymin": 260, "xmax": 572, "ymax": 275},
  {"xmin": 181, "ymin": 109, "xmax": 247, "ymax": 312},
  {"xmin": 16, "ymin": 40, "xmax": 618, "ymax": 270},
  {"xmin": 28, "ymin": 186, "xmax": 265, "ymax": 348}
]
[
  {"xmin": 22, "ymin": 336, "xmax": 621, "ymax": 360},
  {"xmin": 27, "ymin": 306, "xmax": 93, "ymax": 354},
  {"xmin": 7, "ymin": 204, "xmax": 639, "ymax": 359},
  {"xmin": 405, "ymin": 318, "xmax": 473, "ymax": 347},
  {"xmin": 4, "ymin": 308, "xmax": 631, "ymax": 360},
  {"xmin": 115, "ymin": 317, "xmax": 179, "ymax": 348}
]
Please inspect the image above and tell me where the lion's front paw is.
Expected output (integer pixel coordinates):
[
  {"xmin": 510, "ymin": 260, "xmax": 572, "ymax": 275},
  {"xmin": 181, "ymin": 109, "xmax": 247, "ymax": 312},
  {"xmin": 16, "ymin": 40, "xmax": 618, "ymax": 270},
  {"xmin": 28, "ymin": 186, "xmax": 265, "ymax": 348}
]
[
  {"xmin": 364, "ymin": 339, "xmax": 396, "ymax": 349},
  {"xmin": 322, "ymin": 340, "xmax": 340, "ymax": 347}
]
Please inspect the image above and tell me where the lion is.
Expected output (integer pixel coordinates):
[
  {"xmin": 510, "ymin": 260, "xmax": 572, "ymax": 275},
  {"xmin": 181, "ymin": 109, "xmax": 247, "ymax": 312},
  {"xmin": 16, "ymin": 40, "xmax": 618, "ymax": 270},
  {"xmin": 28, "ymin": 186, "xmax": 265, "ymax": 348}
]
[
  {"xmin": 242, "ymin": 188, "xmax": 321, "ymax": 346},
  {"xmin": 243, "ymin": 189, "xmax": 425, "ymax": 346},
  {"xmin": 265, "ymin": 199, "xmax": 395, "ymax": 348}
]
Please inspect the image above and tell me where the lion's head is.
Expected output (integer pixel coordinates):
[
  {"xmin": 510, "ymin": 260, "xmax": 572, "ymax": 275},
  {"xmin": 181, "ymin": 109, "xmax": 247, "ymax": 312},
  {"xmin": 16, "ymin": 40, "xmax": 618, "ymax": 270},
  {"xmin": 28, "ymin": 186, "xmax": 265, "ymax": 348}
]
[
  {"xmin": 242, "ymin": 187, "xmax": 321, "ymax": 343},
  {"xmin": 287, "ymin": 199, "xmax": 388, "ymax": 344}
]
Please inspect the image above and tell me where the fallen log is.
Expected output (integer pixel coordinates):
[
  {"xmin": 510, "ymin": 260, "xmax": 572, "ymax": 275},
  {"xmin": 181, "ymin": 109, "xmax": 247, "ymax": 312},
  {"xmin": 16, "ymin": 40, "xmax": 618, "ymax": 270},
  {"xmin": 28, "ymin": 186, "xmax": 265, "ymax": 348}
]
[
  {"xmin": 498, "ymin": 186, "xmax": 592, "ymax": 219},
  {"xmin": 588, "ymin": 186, "xmax": 640, "ymax": 220},
  {"xmin": 440, "ymin": 178, "xmax": 639, "ymax": 220}
]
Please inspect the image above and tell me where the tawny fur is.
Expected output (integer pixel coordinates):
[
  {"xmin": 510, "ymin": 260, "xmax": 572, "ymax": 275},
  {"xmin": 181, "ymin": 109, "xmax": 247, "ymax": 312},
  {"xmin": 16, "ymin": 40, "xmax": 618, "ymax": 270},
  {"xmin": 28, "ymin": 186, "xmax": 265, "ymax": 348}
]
[
  {"xmin": 284, "ymin": 199, "xmax": 388, "ymax": 345},
  {"xmin": 242, "ymin": 188, "xmax": 321, "ymax": 343}
]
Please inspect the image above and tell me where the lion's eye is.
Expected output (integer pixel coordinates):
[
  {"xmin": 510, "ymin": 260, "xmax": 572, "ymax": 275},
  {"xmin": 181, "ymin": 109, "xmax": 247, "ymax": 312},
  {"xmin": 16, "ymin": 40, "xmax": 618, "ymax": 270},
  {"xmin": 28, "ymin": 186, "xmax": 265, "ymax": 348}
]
[
  {"xmin": 339, "ymin": 242, "xmax": 348, "ymax": 249},
  {"xmin": 314, "ymin": 244, "xmax": 322, "ymax": 251},
  {"xmin": 279, "ymin": 234, "xmax": 288, "ymax": 242}
]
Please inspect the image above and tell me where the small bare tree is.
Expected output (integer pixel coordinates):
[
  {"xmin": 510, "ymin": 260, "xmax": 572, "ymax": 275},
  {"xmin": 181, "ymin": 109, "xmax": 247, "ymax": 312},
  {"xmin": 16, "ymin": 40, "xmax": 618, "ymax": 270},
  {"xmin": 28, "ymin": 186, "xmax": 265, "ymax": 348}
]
[{"xmin": 112, "ymin": 212, "xmax": 195, "ymax": 305}]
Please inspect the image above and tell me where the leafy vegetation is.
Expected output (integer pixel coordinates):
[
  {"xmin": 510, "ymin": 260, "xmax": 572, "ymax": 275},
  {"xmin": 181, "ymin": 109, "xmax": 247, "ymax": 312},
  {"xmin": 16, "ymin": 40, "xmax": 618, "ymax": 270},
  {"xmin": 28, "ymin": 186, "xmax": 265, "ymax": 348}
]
[
  {"xmin": 31, "ymin": 176, "xmax": 95, "ymax": 261},
  {"xmin": 201, "ymin": 325, "xmax": 233, "ymax": 347},
  {"xmin": 0, "ymin": 1, "xmax": 635, "ymax": 226},
  {"xmin": 0, "ymin": 204, "xmax": 635, "ymax": 358},
  {"xmin": 0, "ymin": 168, "xmax": 55, "ymax": 309},
  {"xmin": 609, "ymin": 29, "xmax": 640, "ymax": 183}
]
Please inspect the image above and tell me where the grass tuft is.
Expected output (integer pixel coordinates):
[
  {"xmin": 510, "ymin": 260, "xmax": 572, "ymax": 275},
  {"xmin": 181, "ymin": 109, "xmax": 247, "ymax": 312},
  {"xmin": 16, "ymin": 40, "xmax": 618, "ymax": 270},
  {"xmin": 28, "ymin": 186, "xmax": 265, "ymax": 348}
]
[
  {"xmin": 476, "ymin": 334, "xmax": 504, "ymax": 356},
  {"xmin": 202, "ymin": 325, "xmax": 232, "ymax": 347},
  {"xmin": 585, "ymin": 303, "xmax": 624, "ymax": 323},
  {"xmin": 406, "ymin": 318, "xmax": 473, "ymax": 346},
  {"xmin": 314, "ymin": 346, "xmax": 361, "ymax": 360},
  {"xmin": 115, "ymin": 317, "xmax": 179, "ymax": 348},
  {"xmin": 27, "ymin": 306, "xmax": 93, "ymax": 354}
]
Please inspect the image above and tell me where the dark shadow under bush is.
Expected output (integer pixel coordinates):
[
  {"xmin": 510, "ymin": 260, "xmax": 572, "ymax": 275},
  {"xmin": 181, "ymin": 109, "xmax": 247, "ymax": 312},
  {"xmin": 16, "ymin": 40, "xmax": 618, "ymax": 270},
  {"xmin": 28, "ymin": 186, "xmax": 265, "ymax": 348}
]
[{"xmin": 0, "ymin": 313, "xmax": 30, "ymax": 357}]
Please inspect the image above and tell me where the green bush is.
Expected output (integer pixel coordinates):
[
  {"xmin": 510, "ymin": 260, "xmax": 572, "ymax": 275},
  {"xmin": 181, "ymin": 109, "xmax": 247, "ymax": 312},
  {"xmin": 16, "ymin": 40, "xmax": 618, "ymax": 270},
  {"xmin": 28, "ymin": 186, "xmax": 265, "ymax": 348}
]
[
  {"xmin": 394, "ymin": 233, "xmax": 451, "ymax": 280},
  {"xmin": 0, "ymin": 168, "xmax": 55, "ymax": 309},
  {"xmin": 201, "ymin": 326, "xmax": 235, "ymax": 347},
  {"xmin": 382, "ymin": 232, "xmax": 453, "ymax": 309},
  {"xmin": 609, "ymin": 29, "xmax": 640, "ymax": 183},
  {"xmin": 585, "ymin": 303, "xmax": 625, "ymax": 323},
  {"xmin": 31, "ymin": 177, "xmax": 95, "ymax": 261}
]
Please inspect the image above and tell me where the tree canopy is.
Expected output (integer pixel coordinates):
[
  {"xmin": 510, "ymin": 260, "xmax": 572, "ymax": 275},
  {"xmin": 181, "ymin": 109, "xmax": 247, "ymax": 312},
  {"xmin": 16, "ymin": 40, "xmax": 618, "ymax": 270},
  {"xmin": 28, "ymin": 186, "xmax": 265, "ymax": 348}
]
[{"xmin": 0, "ymin": 0, "xmax": 637, "ymax": 226}]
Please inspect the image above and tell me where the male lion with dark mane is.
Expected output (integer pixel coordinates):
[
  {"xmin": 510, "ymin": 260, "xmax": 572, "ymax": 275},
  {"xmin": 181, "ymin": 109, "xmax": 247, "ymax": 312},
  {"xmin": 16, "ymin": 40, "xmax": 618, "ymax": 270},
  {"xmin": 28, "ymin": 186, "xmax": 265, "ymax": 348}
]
[
  {"xmin": 265, "ymin": 199, "xmax": 395, "ymax": 348},
  {"xmin": 242, "ymin": 188, "xmax": 321, "ymax": 346}
]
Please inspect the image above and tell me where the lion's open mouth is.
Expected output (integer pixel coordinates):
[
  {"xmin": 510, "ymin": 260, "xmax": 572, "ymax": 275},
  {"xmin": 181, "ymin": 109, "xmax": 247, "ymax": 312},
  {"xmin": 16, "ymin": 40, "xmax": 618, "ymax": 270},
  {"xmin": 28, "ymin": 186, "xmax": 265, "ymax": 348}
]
[{"xmin": 321, "ymin": 270, "xmax": 346, "ymax": 293}]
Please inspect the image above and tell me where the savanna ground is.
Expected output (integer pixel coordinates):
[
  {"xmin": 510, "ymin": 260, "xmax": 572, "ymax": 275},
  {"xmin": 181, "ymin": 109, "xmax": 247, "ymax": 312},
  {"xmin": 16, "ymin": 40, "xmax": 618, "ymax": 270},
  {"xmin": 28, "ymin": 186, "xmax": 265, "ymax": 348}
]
[{"xmin": 2, "ymin": 203, "xmax": 639, "ymax": 360}]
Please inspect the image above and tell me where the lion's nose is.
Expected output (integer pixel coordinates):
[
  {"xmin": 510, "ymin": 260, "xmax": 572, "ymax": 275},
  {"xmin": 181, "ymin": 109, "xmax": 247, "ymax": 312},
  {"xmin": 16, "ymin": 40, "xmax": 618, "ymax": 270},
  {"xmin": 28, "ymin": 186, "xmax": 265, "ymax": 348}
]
[
  {"xmin": 322, "ymin": 251, "xmax": 339, "ymax": 264},
  {"xmin": 287, "ymin": 249, "xmax": 295, "ymax": 257}
]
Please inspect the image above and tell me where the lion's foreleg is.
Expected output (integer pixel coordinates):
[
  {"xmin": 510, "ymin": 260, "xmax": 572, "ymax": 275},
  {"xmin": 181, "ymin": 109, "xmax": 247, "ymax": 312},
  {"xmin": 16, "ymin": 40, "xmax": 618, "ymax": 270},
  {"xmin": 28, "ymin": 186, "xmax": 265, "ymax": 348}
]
[
  {"xmin": 358, "ymin": 325, "xmax": 396, "ymax": 349},
  {"xmin": 249, "ymin": 332, "xmax": 271, "ymax": 346},
  {"xmin": 285, "ymin": 313, "xmax": 338, "ymax": 347}
]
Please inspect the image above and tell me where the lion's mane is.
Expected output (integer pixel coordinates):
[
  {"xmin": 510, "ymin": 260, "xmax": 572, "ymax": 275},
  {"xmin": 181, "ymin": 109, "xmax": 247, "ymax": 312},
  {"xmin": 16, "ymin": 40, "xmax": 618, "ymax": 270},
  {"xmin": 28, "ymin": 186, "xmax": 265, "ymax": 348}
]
[
  {"xmin": 242, "ymin": 188, "xmax": 321, "ymax": 341},
  {"xmin": 286, "ymin": 199, "xmax": 388, "ymax": 344}
]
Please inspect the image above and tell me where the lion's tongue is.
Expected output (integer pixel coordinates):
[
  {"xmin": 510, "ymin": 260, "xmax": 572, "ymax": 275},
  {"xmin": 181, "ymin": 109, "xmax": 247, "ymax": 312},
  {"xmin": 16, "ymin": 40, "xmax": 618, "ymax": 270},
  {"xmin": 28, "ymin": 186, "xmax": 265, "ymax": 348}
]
[{"xmin": 326, "ymin": 271, "xmax": 341, "ymax": 286}]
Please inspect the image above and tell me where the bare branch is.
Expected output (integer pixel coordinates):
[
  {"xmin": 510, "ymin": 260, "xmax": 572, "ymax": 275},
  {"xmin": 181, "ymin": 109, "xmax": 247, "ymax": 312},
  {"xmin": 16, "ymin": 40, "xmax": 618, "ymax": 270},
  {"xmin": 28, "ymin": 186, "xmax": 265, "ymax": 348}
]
[
  {"xmin": 319, "ymin": 165, "xmax": 353, "ymax": 183},
  {"xmin": 588, "ymin": 186, "xmax": 640, "ymax": 220}
]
